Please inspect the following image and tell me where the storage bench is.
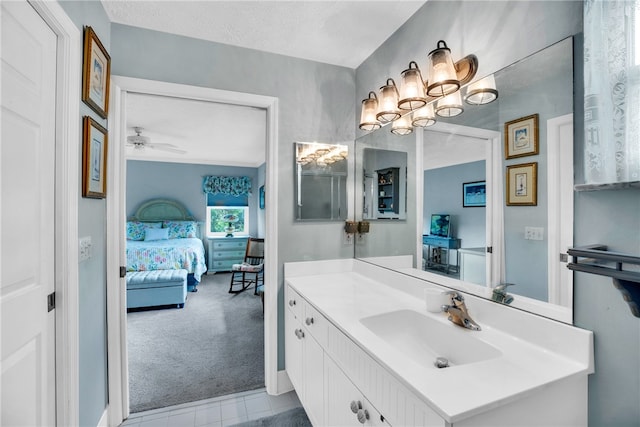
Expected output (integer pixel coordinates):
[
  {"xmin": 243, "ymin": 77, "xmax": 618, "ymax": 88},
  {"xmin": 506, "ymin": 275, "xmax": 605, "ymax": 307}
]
[{"xmin": 126, "ymin": 269, "xmax": 188, "ymax": 309}]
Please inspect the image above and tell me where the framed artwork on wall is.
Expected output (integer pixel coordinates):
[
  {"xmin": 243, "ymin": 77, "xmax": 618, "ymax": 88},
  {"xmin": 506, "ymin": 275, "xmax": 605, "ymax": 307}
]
[
  {"xmin": 506, "ymin": 162, "xmax": 537, "ymax": 206},
  {"xmin": 504, "ymin": 114, "xmax": 539, "ymax": 159},
  {"xmin": 259, "ymin": 185, "xmax": 265, "ymax": 209},
  {"xmin": 82, "ymin": 116, "xmax": 108, "ymax": 198},
  {"xmin": 462, "ymin": 181, "xmax": 486, "ymax": 207},
  {"xmin": 82, "ymin": 26, "xmax": 111, "ymax": 119}
]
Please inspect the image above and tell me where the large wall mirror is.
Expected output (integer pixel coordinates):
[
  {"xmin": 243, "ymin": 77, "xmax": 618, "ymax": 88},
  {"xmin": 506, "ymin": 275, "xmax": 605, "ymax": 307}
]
[{"xmin": 355, "ymin": 37, "xmax": 575, "ymax": 323}]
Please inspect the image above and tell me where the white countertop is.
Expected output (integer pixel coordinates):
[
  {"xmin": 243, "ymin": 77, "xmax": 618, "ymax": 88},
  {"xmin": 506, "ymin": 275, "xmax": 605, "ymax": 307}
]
[{"xmin": 285, "ymin": 260, "xmax": 593, "ymax": 423}]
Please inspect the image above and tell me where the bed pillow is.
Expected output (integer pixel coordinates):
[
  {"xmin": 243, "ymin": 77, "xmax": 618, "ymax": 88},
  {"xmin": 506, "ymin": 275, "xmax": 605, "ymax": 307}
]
[
  {"xmin": 126, "ymin": 221, "xmax": 162, "ymax": 241},
  {"xmin": 163, "ymin": 220, "xmax": 198, "ymax": 239},
  {"xmin": 144, "ymin": 227, "xmax": 170, "ymax": 241}
]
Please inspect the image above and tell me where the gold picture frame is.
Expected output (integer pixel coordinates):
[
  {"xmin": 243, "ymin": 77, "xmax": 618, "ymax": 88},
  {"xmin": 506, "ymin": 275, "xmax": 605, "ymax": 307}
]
[
  {"xmin": 82, "ymin": 116, "xmax": 108, "ymax": 199},
  {"xmin": 506, "ymin": 162, "xmax": 537, "ymax": 206},
  {"xmin": 82, "ymin": 26, "xmax": 111, "ymax": 119},
  {"xmin": 504, "ymin": 113, "xmax": 539, "ymax": 159}
]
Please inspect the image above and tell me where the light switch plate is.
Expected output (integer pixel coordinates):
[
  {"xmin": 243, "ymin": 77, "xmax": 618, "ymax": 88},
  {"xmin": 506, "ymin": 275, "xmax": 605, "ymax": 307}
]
[
  {"xmin": 79, "ymin": 236, "xmax": 92, "ymax": 261},
  {"xmin": 524, "ymin": 227, "xmax": 544, "ymax": 240}
]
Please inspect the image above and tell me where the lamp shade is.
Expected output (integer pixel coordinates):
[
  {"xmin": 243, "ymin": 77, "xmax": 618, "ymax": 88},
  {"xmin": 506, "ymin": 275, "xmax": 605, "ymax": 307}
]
[
  {"xmin": 398, "ymin": 61, "xmax": 427, "ymax": 111},
  {"xmin": 376, "ymin": 78, "xmax": 401, "ymax": 123},
  {"xmin": 464, "ymin": 74, "xmax": 498, "ymax": 105},
  {"xmin": 435, "ymin": 90, "xmax": 464, "ymax": 117},
  {"xmin": 412, "ymin": 103, "xmax": 436, "ymax": 127},
  {"xmin": 390, "ymin": 114, "xmax": 413, "ymax": 136},
  {"xmin": 359, "ymin": 91, "xmax": 381, "ymax": 131},
  {"xmin": 426, "ymin": 40, "xmax": 460, "ymax": 97}
]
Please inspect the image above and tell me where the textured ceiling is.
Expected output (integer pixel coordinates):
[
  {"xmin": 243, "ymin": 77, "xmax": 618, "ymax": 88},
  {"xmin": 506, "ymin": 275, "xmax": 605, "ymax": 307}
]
[{"xmin": 101, "ymin": 1, "xmax": 427, "ymax": 68}]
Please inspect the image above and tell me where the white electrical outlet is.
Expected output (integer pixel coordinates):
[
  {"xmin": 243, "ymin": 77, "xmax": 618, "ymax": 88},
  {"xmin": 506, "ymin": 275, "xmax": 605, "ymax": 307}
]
[
  {"xmin": 524, "ymin": 227, "xmax": 544, "ymax": 241},
  {"xmin": 79, "ymin": 236, "xmax": 92, "ymax": 261}
]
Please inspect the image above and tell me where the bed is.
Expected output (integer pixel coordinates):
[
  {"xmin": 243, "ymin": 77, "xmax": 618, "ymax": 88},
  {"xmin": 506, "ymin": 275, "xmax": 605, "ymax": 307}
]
[{"xmin": 126, "ymin": 199, "xmax": 207, "ymax": 292}]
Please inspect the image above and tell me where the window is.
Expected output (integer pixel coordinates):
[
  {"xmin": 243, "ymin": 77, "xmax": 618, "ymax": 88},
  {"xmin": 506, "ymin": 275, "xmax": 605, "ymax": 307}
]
[{"xmin": 206, "ymin": 206, "xmax": 249, "ymax": 237}]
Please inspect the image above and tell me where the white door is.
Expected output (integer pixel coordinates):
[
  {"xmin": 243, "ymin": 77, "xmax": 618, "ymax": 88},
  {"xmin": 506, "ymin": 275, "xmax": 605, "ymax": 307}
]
[{"xmin": 1, "ymin": 1, "xmax": 57, "ymax": 425}]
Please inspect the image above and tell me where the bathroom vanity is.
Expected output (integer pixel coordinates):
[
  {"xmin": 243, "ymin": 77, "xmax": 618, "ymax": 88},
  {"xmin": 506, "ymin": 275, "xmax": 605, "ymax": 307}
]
[{"xmin": 284, "ymin": 259, "xmax": 593, "ymax": 426}]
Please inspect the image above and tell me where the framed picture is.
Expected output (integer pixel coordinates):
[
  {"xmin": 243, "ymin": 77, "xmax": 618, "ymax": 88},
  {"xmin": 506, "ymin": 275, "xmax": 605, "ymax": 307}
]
[
  {"xmin": 429, "ymin": 214, "xmax": 451, "ymax": 237},
  {"xmin": 82, "ymin": 116, "xmax": 108, "ymax": 198},
  {"xmin": 82, "ymin": 26, "xmax": 111, "ymax": 119},
  {"xmin": 506, "ymin": 162, "xmax": 537, "ymax": 206},
  {"xmin": 462, "ymin": 181, "xmax": 486, "ymax": 207},
  {"xmin": 259, "ymin": 185, "xmax": 265, "ymax": 209},
  {"xmin": 504, "ymin": 114, "xmax": 538, "ymax": 159}
]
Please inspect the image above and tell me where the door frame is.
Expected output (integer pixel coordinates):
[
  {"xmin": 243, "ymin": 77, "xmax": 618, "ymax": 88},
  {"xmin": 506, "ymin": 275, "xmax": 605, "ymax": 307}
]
[
  {"xmin": 106, "ymin": 77, "xmax": 279, "ymax": 425},
  {"xmin": 26, "ymin": 1, "xmax": 81, "ymax": 425}
]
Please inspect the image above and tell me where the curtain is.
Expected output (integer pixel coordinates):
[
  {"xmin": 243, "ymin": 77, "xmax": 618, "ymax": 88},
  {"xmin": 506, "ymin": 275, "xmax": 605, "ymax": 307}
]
[
  {"xmin": 584, "ymin": 0, "xmax": 640, "ymax": 185},
  {"xmin": 202, "ymin": 176, "xmax": 252, "ymax": 196}
]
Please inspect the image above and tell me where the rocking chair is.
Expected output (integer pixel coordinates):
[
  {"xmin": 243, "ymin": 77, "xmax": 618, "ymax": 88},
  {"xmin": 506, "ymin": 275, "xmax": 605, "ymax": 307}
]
[{"xmin": 229, "ymin": 238, "xmax": 264, "ymax": 294}]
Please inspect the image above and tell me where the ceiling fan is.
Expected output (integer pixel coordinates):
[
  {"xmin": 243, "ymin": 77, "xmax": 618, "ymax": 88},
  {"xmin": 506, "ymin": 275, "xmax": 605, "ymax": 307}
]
[{"xmin": 126, "ymin": 127, "xmax": 186, "ymax": 154}]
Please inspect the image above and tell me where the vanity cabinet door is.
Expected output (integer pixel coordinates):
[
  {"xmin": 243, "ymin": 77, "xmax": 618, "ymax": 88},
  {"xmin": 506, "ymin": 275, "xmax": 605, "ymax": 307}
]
[
  {"xmin": 284, "ymin": 305, "xmax": 303, "ymax": 393},
  {"xmin": 325, "ymin": 355, "xmax": 389, "ymax": 427}
]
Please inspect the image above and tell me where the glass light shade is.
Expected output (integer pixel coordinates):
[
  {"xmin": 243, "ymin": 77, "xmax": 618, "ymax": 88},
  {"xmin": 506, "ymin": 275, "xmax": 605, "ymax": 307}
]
[
  {"xmin": 426, "ymin": 40, "xmax": 460, "ymax": 97},
  {"xmin": 398, "ymin": 61, "xmax": 427, "ymax": 111},
  {"xmin": 359, "ymin": 92, "xmax": 381, "ymax": 131},
  {"xmin": 464, "ymin": 74, "xmax": 499, "ymax": 105},
  {"xmin": 390, "ymin": 114, "xmax": 413, "ymax": 136},
  {"xmin": 412, "ymin": 103, "xmax": 436, "ymax": 127},
  {"xmin": 314, "ymin": 147, "xmax": 330, "ymax": 156},
  {"xmin": 376, "ymin": 78, "xmax": 401, "ymax": 123},
  {"xmin": 435, "ymin": 90, "xmax": 464, "ymax": 117}
]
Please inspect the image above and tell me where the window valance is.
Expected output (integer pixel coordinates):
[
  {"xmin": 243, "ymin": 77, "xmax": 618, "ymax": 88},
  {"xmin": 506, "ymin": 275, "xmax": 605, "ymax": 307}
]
[{"xmin": 202, "ymin": 176, "xmax": 252, "ymax": 196}]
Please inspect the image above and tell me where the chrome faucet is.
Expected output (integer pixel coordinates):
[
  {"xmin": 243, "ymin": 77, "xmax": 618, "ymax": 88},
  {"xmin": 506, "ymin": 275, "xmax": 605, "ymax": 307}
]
[
  {"xmin": 441, "ymin": 291, "xmax": 481, "ymax": 331},
  {"xmin": 492, "ymin": 283, "xmax": 515, "ymax": 305}
]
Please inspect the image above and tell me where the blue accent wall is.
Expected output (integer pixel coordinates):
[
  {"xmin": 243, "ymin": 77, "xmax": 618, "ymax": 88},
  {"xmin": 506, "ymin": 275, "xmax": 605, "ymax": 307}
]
[{"xmin": 57, "ymin": 2, "xmax": 110, "ymax": 426}]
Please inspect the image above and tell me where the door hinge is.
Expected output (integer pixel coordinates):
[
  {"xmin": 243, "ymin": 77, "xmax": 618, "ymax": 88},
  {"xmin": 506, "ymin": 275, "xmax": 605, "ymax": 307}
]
[
  {"xmin": 120, "ymin": 266, "xmax": 127, "ymax": 278},
  {"xmin": 47, "ymin": 292, "xmax": 55, "ymax": 312},
  {"xmin": 486, "ymin": 246, "xmax": 493, "ymax": 254},
  {"xmin": 559, "ymin": 253, "xmax": 569, "ymax": 262}
]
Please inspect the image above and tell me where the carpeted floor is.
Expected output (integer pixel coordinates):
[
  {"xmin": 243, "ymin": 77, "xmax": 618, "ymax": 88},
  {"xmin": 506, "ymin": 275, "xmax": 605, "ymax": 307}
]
[{"xmin": 127, "ymin": 272, "xmax": 265, "ymax": 413}]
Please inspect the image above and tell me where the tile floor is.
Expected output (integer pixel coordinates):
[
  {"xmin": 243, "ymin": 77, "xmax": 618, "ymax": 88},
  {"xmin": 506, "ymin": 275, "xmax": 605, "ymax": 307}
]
[{"xmin": 119, "ymin": 388, "xmax": 302, "ymax": 427}]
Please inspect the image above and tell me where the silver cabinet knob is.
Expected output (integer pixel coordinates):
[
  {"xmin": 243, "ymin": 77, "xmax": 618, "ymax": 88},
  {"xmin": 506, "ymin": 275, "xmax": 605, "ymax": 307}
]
[
  {"xmin": 305, "ymin": 317, "xmax": 314, "ymax": 326},
  {"xmin": 288, "ymin": 299, "xmax": 296, "ymax": 307},
  {"xmin": 357, "ymin": 409, "xmax": 370, "ymax": 424},
  {"xmin": 294, "ymin": 329, "xmax": 305, "ymax": 339},
  {"xmin": 350, "ymin": 400, "xmax": 362, "ymax": 414}
]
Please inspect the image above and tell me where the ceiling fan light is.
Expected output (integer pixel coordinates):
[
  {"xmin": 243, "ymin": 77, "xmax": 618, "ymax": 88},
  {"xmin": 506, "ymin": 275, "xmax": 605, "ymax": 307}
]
[
  {"xmin": 464, "ymin": 74, "xmax": 499, "ymax": 105},
  {"xmin": 398, "ymin": 61, "xmax": 427, "ymax": 111},
  {"xmin": 412, "ymin": 103, "xmax": 436, "ymax": 127},
  {"xmin": 376, "ymin": 78, "xmax": 401, "ymax": 123},
  {"xmin": 390, "ymin": 114, "xmax": 413, "ymax": 136},
  {"xmin": 426, "ymin": 40, "xmax": 460, "ymax": 97},
  {"xmin": 359, "ymin": 92, "xmax": 381, "ymax": 131},
  {"xmin": 435, "ymin": 90, "xmax": 464, "ymax": 117}
]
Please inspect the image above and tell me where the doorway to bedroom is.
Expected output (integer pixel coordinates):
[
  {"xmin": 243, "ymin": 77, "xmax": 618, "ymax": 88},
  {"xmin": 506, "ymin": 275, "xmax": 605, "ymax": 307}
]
[{"xmin": 120, "ymin": 88, "xmax": 271, "ymax": 414}]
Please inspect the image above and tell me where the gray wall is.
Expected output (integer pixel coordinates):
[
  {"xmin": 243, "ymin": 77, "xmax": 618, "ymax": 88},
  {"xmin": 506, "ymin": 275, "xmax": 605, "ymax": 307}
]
[
  {"xmin": 424, "ymin": 161, "xmax": 486, "ymax": 249},
  {"xmin": 126, "ymin": 160, "xmax": 261, "ymax": 237},
  {"xmin": 358, "ymin": 1, "xmax": 640, "ymax": 425},
  {"xmin": 110, "ymin": 24, "xmax": 356, "ymax": 371},
  {"xmin": 56, "ymin": 2, "xmax": 110, "ymax": 426}
]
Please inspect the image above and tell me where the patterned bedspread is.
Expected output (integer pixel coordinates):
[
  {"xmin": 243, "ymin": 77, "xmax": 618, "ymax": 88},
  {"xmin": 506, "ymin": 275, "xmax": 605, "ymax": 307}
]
[{"xmin": 126, "ymin": 238, "xmax": 207, "ymax": 282}]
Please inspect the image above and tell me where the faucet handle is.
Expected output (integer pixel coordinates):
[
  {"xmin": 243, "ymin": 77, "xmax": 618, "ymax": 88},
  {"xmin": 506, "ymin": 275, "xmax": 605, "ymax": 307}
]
[{"xmin": 444, "ymin": 290, "xmax": 464, "ymax": 303}]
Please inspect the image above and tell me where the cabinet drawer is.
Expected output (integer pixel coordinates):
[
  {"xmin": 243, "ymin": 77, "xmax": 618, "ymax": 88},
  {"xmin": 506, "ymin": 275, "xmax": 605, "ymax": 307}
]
[
  {"xmin": 211, "ymin": 250, "xmax": 245, "ymax": 260},
  {"xmin": 210, "ymin": 260, "xmax": 236, "ymax": 270},
  {"xmin": 211, "ymin": 240, "xmax": 247, "ymax": 250},
  {"xmin": 285, "ymin": 284, "xmax": 303, "ymax": 319},
  {"xmin": 303, "ymin": 301, "xmax": 328, "ymax": 348}
]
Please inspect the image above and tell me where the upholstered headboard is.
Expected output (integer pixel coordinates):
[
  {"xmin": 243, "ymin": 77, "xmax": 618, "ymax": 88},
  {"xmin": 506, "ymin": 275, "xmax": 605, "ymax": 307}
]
[{"xmin": 129, "ymin": 199, "xmax": 194, "ymax": 221}]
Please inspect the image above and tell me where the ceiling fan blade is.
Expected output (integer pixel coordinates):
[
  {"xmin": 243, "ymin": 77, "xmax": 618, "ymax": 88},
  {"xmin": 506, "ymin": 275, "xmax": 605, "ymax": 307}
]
[{"xmin": 147, "ymin": 143, "xmax": 187, "ymax": 154}]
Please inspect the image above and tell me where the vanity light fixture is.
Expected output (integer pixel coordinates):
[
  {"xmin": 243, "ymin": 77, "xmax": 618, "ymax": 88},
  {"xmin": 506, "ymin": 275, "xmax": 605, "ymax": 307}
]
[
  {"xmin": 435, "ymin": 90, "xmax": 464, "ymax": 117},
  {"xmin": 358, "ymin": 39, "xmax": 487, "ymax": 135},
  {"xmin": 398, "ymin": 61, "xmax": 427, "ymax": 110},
  {"xmin": 412, "ymin": 103, "xmax": 437, "ymax": 127},
  {"xmin": 464, "ymin": 74, "xmax": 499, "ymax": 105},
  {"xmin": 390, "ymin": 114, "xmax": 414, "ymax": 135},
  {"xmin": 426, "ymin": 40, "xmax": 460, "ymax": 97},
  {"xmin": 359, "ymin": 92, "xmax": 381, "ymax": 131},
  {"xmin": 376, "ymin": 78, "xmax": 402, "ymax": 123}
]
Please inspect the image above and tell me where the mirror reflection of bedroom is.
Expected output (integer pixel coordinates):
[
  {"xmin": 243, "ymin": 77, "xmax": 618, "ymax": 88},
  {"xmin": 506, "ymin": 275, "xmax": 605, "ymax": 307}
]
[{"xmin": 124, "ymin": 93, "xmax": 268, "ymax": 414}]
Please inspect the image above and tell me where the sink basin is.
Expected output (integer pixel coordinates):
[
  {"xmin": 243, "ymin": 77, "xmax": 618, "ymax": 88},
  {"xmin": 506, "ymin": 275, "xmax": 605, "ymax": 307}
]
[{"xmin": 360, "ymin": 309, "xmax": 502, "ymax": 369}]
